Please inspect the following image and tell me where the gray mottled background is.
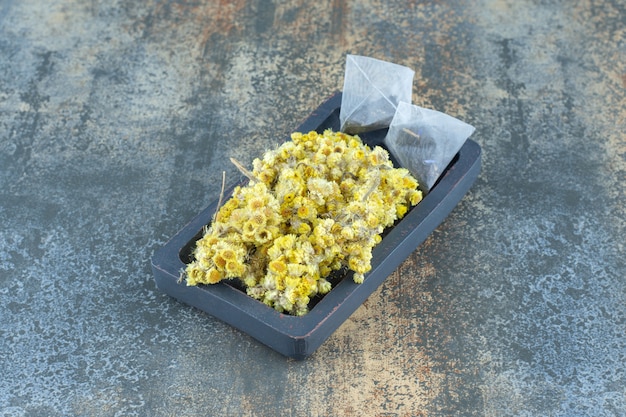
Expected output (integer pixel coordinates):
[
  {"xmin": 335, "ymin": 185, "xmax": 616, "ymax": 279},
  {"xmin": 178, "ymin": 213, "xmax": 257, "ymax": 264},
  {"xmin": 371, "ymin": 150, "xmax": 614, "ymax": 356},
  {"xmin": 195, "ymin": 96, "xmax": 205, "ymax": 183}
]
[{"xmin": 1, "ymin": 0, "xmax": 625, "ymax": 416}]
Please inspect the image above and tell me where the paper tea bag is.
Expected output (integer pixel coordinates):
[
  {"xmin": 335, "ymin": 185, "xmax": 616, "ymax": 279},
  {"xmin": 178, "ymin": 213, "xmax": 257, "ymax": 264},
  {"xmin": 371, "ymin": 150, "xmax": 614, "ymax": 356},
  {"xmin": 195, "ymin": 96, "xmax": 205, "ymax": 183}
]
[
  {"xmin": 384, "ymin": 102, "xmax": 475, "ymax": 193},
  {"xmin": 340, "ymin": 55, "xmax": 415, "ymax": 134}
]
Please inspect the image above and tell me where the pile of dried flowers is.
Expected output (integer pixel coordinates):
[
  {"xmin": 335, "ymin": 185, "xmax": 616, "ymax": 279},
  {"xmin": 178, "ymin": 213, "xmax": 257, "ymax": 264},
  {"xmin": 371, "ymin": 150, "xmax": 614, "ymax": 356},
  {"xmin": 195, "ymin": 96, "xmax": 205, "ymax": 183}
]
[{"xmin": 184, "ymin": 129, "xmax": 422, "ymax": 315}]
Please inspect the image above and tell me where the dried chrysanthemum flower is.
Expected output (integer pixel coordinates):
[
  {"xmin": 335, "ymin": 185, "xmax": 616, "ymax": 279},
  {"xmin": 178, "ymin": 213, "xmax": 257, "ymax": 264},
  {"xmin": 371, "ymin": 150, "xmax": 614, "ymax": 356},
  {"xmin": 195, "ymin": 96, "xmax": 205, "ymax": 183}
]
[{"xmin": 184, "ymin": 129, "xmax": 422, "ymax": 315}]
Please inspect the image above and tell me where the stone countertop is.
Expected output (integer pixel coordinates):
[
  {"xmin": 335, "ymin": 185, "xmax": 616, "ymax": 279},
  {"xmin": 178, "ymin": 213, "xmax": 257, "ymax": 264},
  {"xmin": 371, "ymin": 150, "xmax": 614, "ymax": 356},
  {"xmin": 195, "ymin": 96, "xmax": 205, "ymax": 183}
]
[{"xmin": 1, "ymin": 1, "xmax": 624, "ymax": 416}]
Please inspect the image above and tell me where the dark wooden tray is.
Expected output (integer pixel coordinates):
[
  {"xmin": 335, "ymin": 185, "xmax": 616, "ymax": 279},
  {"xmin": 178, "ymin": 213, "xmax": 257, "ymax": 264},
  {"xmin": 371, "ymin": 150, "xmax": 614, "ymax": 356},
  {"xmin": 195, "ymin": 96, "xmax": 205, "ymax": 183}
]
[{"xmin": 151, "ymin": 92, "xmax": 481, "ymax": 359}]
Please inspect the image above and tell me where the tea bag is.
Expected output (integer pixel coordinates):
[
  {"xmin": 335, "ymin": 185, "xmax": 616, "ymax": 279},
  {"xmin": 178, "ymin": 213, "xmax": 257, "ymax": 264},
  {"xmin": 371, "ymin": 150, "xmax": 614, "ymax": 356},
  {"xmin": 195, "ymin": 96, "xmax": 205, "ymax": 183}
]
[
  {"xmin": 339, "ymin": 55, "xmax": 415, "ymax": 134},
  {"xmin": 384, "ymin": 102, "xmax": 475, "ymax": 193}
]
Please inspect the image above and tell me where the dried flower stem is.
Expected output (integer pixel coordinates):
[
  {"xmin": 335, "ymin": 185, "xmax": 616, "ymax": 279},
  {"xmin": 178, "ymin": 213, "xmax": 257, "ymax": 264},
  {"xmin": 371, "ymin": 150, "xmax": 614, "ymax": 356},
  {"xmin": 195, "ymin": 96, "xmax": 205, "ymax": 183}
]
[
  {"xmin": 230, "ymin": 157, "xmax": 257, "ymax": 183},
  {"xmin": 213, "ymin": 171, "xmax": 226, "ymax": 223}
]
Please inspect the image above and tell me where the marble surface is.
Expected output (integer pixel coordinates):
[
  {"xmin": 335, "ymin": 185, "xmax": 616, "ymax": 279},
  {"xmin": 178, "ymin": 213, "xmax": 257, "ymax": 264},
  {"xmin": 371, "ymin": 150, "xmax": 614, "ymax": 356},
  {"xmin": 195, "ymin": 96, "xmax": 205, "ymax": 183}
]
[{"xmin": 1, "ymin": 0, "xmax": 624, "ymax": 416}]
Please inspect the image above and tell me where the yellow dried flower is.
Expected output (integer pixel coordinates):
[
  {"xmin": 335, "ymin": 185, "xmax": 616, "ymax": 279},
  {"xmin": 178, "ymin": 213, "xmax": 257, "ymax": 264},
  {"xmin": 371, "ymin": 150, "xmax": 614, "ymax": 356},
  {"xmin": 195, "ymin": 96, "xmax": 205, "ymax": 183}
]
[
  {"xmin": 353, "ymin": 273, "xmax": 365, "ymax": 284},
  {"xmin": 296, "ymin": 205, "xmax": 310, "ymax": 219},
  {"xmin": 268, "ymin": 259, "xmax": 287, "ymax": 275},
  {"xmin": 185, "ymin": 265, "xmax": 206, "ymax": 286},
  {"xmin": 254, "ymin": 228, "xmax": 273, "ymax": 244},
  {"xmin": 248, "ymin": 198, "xmax": 265, "ymax": 211},
  {"xmin": 396, "ymin": 204, "xmax": 408, "ymax": 218},
  {"xmin": 213, "ymin": 254, "xmax": 227, "ymax": 269},
  {"xmin": 296, "ymin": 222, "xmax": 311, "ymax": 235},
  {"xmin": 220, "ymin": 248, "xmax": 236, "ymax": 261},
  {"xmin": 206, "ymin": 268, "xmax": 222, "ymax": 284}
]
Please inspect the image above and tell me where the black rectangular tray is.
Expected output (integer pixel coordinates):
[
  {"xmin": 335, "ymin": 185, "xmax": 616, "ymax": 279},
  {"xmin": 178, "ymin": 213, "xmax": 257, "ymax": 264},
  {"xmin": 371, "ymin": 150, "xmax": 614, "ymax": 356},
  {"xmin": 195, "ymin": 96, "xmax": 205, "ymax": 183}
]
[{"xmin": 151, "ymin": 92, "xmax": 481, "ymax": 359}]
